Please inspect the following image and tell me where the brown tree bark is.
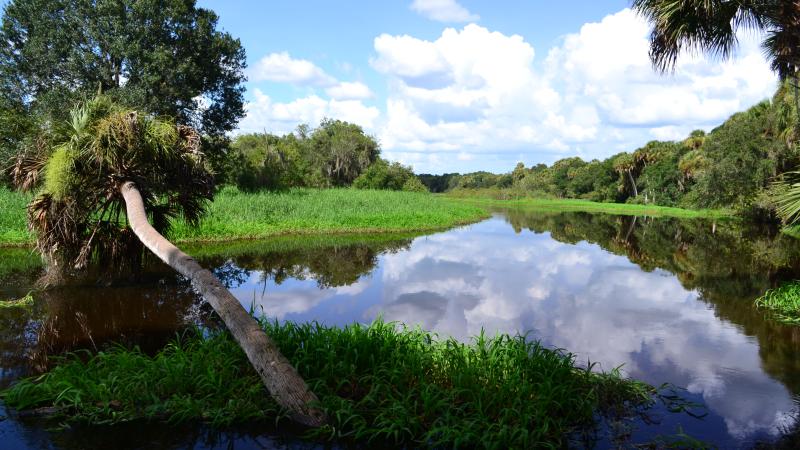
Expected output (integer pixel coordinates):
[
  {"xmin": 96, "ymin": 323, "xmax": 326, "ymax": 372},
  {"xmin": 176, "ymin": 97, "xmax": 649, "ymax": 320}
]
[{"xmin": 120, "ymin": 181, "xmax": 326, "ymax": 427}]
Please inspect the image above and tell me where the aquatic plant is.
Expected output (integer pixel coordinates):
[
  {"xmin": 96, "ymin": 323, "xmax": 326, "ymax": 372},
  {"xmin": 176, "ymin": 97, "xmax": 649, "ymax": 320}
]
[
  {"xmin": 755, "ymin": 281, "xmax": 800, "ymax": 324},
  {"xmin": 0, "ymin": 292, "xmax": 34, "ymax": 310},
  {"xmin": 2, "ymin": 319, "xmax": 656, "ymax": 448}
]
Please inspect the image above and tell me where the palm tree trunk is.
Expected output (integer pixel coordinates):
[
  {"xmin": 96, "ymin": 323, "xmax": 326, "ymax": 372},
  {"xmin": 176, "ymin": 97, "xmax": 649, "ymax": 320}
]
[
  {"xmin": 627, "ymin": 170, "xmax": 638, "ymax": 197},
  {"xmin": 120, "ymin": 181, "xmax": 326, "ymax": 427}
]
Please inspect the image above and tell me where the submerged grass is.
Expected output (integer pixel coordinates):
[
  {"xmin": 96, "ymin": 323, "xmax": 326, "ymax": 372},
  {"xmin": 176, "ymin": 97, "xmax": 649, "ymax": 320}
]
[
  {"xmin": 0, "ymin": 186, "xmax": 488, "ymax": 246},
  {"xmin": 445, "ymin": 189, "xmax": 731, "ymax": 219},
  {"xmin": 2, "ymin": 320, "xmax": 654, "ymax": 448},
  {"xmin": 755, "ymin": 282, "xmax": 800, "ymax": 324}
]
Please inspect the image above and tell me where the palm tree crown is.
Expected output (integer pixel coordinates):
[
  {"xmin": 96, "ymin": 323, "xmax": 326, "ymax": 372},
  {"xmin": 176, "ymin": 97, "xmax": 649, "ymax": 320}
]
[{"xmin": 12, "ymin": 96, "xmax": 213, "ymax": 275}]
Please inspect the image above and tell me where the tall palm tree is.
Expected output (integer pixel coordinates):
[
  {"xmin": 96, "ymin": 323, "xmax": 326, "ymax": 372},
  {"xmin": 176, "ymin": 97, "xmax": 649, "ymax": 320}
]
[
  {"xmin": 613, "ymin": 153, "xmax": 639, "ymax": 197},
  {"xmin": 12, "ymin": 96, "xmax": 326, "ymax": 427}
]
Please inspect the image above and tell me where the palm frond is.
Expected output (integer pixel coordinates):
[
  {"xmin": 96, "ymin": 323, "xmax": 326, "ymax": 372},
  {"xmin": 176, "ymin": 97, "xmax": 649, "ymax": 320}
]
[
  {"xmin": 17, "ymin": 95, "xmax": 215, "ymax": 279},
  {"xmin": 773, "ymin": 171, "xmax": 800, "ymax": 224}
]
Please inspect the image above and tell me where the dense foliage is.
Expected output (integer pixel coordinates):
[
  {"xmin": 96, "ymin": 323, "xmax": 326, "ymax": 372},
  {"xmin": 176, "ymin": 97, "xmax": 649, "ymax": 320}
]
[
  {"xmin": 0, "ymin": 0, "xmax": 246, "ymax": 184},
  {"xmin": 424, "ymin": 82, "xmax": 800, "ymax": 220},
  {"xmin": 2, "ymin": 319, "xmax": 654, "ymax": 448},
  {"xmin": 224, "ymin": 119, "xmax": 427, "ymax": 192}
]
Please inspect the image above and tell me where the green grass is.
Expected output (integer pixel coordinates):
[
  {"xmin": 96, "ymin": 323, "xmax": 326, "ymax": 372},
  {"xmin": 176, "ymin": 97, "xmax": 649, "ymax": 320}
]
[
  {"xmin": 170, "ymin": 187, "xmax": 487, "ymax": 242},
  {"xmin": 446, "ymin": 190, "xmax": 730, "ymax": 219},
  {"xmin": 0, "ymin": 186, "xmax": 488, "ymax": 246},
  {"xmin": 0, "ymin": 187, "xmax": 32, "ymax": 245},
  {"xmin": 755, "ymin": 282, "xmax": 800, "ymax": 324},
  {"xmin": 2, "ymin": 320, "xmax": 655, "ymax": 448}
]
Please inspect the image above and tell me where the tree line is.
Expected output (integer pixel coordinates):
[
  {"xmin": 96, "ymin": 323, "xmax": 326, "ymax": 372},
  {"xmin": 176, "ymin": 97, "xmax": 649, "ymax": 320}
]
[
  {"xmin": 221, "ymin": 120, "xmax": 427, "ymax": 192},
  {"xmin": 421, "ymin": 81, "xmax": 800, "ymax": 221}
]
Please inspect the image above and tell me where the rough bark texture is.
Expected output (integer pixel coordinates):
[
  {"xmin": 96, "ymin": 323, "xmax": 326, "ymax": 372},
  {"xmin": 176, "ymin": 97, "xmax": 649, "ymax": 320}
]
[{"xmin": 120, "ymin": 181, "xmax": 326, "ymax": 427}]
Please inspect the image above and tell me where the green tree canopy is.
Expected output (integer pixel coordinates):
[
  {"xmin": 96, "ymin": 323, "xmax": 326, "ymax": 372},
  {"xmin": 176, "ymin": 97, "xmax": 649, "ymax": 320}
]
[{"xmin": 0, "ymin": 0, "xmax": 246, "ymax": 141}]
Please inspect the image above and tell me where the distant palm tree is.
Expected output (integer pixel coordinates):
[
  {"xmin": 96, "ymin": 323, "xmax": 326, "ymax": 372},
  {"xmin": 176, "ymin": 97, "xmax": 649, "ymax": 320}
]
[{"xmin": 12, "ymin": 96, "xmax": 325, "ymax": 427}]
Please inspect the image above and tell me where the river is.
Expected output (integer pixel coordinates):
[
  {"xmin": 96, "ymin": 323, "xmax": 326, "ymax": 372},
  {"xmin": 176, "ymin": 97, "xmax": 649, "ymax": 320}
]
[{"xmin": 2, "ymin": 209, "xmax": 800, "ymax": 448}]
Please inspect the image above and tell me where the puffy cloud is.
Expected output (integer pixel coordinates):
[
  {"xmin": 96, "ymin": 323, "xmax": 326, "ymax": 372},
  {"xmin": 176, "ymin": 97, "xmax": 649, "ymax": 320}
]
[
  {"xmin": 243, "ymin": 52, "xmax": 377, "ymax": 133},
  {"xmin": 238, "ymin": 89, "xmax": 380, "ymax": 134},
  {"xmin": 325, "ymin": 81, "xmax": 373, "ymax": 100},
  {"xmin": 369, "ymin": 9, "xmax": 776, "ymax": 171},
  {"xmin": 410, "ymin": 0, "xmax": 479, "ymax": 23},
  {"xmin": 543, "ymin": 8, "xmax": 775, "ymax": 130},
  {"xmin": 249, "ymin": 51, "xmax": 336, "ymax": 86}
]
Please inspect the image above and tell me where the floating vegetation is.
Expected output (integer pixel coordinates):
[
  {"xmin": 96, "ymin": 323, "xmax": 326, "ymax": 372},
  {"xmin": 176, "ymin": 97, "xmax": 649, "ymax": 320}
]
[
  {"xmin": 755, "ymin": 281, "xmax": 800, "ymax": 324},
  {"xmin": 2, "ymin": 320, "xmax": 657, "ymax": 448},
  {"xmin": 0, "ymin": 292, "xmax": 34, "ymax": 310}
]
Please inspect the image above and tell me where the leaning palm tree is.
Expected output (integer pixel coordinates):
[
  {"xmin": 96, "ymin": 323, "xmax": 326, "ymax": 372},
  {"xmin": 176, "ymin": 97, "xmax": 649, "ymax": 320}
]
[{"xmin": 12, "ymin": 96, "xmax": 326, "ymax": 427}]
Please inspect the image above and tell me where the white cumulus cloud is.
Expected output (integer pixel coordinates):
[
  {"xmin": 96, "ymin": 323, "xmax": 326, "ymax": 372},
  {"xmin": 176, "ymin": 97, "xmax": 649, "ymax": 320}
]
[
  {"xmin": 325, "ymin": 81, "xmax": 374, "ymax": 100},
  {"xmin": 410, "ymin": 0, "xmax": 479, "ymax": 23},
  {"xmin": 239, "ymin": 89, "xmax": 380, "ymax": 134},
  {"xmin": 249, "ymin": 51, "xmax": 336, "ymax": 86}
]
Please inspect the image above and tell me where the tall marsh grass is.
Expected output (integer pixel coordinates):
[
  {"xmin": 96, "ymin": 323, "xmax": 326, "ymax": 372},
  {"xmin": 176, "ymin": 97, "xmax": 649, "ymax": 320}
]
[
  {"xmin": 0, "ymin": 186, "xmax": 487, "ymax": 245},
  {"xmin": 2, "ymin": 320, "xmax": 654, "ymax": 448},
  {"xmin": 170, "ymin": 187, "xmax": 487, "ymax": 241}
]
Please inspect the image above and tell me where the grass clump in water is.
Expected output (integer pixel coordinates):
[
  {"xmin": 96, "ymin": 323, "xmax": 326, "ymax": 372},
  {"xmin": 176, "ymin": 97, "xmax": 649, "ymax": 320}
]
[
  {"xmin": 755, "ymin": 282, "xmax": 800, "ymax": 324},
  {"xmin": 0, "ymin": 292, "xmax": 34, "ymax": 310},
  {"xmin": 2, "ymin": 320, "xmax": 655, "ymax": 448}
]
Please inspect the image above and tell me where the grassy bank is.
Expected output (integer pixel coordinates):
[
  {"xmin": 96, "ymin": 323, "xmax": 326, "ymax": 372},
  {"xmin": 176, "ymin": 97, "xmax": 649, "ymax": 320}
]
[
  {"xmin": 2, "ymin": 320, "xmax": 654, "ymax": 448},
  {"xmin": 755, "ymin": 282, "xmax": 800, "ymax": 324},
  {"xmin": 171, "ymin": 187, "xmax": 487, "ymax": 242},
  {"xmin": 0, "ymin": 187, "xmax": 488, "ymax": 246},
  {"xmin": 445, "ymin": 189, "xmax": 731, "ymax": 219}
]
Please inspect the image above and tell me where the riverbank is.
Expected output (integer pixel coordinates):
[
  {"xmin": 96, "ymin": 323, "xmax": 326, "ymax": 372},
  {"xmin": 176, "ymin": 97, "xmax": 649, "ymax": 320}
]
[
  {"xmin": 1, "ymin": 319, "xmax": 655, "ymax": 448},
  {"xmin": 0, "ymin": 187, "xmax": 488, "ymax": 246},
  {"xmin": 445, "ymin": 189, "xmax": 731, "ymax": 219}
]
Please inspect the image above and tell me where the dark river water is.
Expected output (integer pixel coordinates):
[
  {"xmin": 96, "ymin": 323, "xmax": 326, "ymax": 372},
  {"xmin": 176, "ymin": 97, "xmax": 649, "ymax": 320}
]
[{"xmin": 3, "ymin": 209, "xmax": 800, "ymax": 449}]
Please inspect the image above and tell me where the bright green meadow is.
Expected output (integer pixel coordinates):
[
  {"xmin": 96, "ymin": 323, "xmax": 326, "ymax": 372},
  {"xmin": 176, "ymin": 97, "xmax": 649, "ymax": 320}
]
[
  {"xmin": 0, "ymin": 186, "xmax": 488, "ymax": 245},
  {"xmin": 444, "ymin": 189, "xmax": 731, "ymax": 219}
]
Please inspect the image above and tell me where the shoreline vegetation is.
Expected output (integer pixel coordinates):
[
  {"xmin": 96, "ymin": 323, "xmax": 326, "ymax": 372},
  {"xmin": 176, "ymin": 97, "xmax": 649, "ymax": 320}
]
[
  {"xmin": 0, "ymin": 185, "xmax": 736, "ymax": 247},
  {"xmin": 444, "ymin": 188, "xmax": 732, "ymax": 219},
  {"xmin": 1, "ymin": 319, "xmax": 657, "ymax": 448},
  {"xmin": 0, "ymin": 186, "xmax": 489, "ymax": 247},
  {"xmin": 755, "ymin": 282, "xmax": 800, "ymax": 325}
]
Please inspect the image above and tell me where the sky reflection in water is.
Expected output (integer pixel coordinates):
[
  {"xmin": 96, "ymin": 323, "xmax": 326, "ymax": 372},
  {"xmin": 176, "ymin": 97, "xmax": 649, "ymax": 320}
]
[{"xmin": 225, "ymin": 214, "xmax": 799, "ymax": 447}]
